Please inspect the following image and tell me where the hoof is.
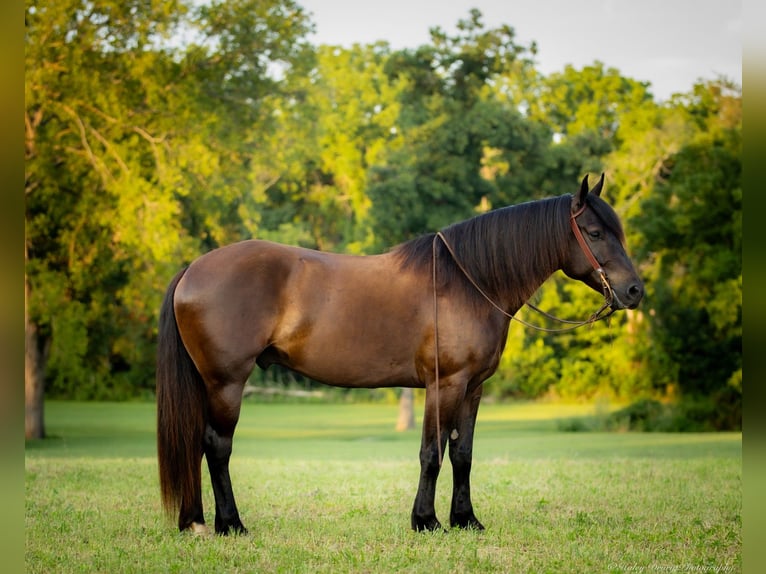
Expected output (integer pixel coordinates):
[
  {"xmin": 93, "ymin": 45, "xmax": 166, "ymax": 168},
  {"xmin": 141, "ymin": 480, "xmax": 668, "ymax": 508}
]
[
  {"xmin": 450, "ymin": 514, "xmax": 485, "ymax": 531},
  {"xmin": 450, "ymin": 519, "xmax": 484, "ymax": 531},
  {"xmin": 188, "ymin": 522, "xmax": 212, "ymax": 536},
  {"xmin": 411, "ymin": 514, "xmax": 443, "ymax": 532},
  {"xmin": 215, "ymin": 518, "xmax": 248, "ymax": 536},
  {"xmin": 449, "ymin": 511, "xmax": 484, "ymax": 530}
]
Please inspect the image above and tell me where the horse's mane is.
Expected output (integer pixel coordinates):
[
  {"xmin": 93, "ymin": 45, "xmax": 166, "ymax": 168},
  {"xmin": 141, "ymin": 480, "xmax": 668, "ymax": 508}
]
[{"xmin": 391, "ymin": 193, "xmax": 624, "ymax": 312}]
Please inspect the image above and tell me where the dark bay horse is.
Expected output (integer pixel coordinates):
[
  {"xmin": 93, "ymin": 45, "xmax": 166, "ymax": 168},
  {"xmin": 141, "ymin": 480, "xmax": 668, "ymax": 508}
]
[{"xmin": 156, "ymin": 174, "xmax": 643, "ymax": 535}]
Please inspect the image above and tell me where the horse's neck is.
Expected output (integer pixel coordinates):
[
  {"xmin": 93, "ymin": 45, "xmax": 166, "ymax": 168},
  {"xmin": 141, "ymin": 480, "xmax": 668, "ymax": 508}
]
[
  {"xmin": 489, "ymin": 203, "xmax": 566, "ymax": 313},
  {"xmin": 499, "ymin": 255, "xmax": 560, "ymax": 316}
]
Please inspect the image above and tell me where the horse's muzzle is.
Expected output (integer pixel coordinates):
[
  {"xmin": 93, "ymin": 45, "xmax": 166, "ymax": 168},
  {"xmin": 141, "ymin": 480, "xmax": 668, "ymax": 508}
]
[{"xmin": 611, "ymin": 282, "xmax": 644, "ymax": 310}]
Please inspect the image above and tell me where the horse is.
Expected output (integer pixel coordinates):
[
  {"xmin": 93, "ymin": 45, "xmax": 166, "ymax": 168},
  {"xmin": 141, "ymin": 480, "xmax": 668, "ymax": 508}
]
[{"xmin": 156, "ymin": 174, "xmax": 643, "ymax": 535}]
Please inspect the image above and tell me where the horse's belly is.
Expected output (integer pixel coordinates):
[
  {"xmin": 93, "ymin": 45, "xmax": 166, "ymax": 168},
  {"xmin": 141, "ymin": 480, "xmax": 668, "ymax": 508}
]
[
  {"xmin": 266, "ymin": 271, "xmax": 428, "ymax": 387},
  {"xmin": 269, "ymin": 336, "xmax": 423, "ymax": 389}
]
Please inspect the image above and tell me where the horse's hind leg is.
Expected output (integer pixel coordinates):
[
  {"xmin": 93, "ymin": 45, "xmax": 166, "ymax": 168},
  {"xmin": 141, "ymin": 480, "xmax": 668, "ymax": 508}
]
[
  {"xmin": 204, "ymin": 383, "xmax": 248, "ymax": 535},
  {"xmin": 448, "ymin": 384, "xmax": 485, "ymax": 530},
  {"xmin": 179, "ymin": 453, "xmax": 208, "ymax": 534}
]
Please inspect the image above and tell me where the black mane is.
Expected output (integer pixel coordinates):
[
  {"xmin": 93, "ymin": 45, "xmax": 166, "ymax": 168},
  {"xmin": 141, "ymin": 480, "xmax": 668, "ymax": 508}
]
[{"xmin": 391, "ymin": 195, "xmax": 574, "ymax": 312}]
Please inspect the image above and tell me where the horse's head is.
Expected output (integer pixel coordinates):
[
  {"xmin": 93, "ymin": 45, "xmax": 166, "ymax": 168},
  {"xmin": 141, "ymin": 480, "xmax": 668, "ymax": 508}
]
[{"xmin": 561, "ymin": 174, "xmax": 644, "ymax": 310}]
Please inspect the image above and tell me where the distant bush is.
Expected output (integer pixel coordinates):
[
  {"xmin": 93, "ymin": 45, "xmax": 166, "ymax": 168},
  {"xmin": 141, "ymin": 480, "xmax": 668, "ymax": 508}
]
[
  {"xmin": 558, "ymin": 391, "xmax": 741, "ymax": 432},
  {"xmin": 607, "ymin": 399, "xmax": 678, "ymax": 432}
]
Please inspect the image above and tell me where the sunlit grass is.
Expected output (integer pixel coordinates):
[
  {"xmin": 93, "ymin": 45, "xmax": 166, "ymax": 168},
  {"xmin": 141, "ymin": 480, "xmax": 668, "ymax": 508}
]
[{"xmin": 26, "ymin": 401, "xmax": 741, "ymax": 573}]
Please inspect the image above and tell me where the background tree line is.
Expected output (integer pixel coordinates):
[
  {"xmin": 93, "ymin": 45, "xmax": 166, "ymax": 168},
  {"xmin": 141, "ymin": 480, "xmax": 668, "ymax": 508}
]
[{"xmin": 25, "ymin": 0, "xmax": 741, "ymax": 437}]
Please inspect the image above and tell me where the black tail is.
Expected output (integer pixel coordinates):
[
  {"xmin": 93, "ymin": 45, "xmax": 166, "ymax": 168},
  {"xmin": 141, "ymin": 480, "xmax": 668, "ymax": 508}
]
[{"xmin": 156, "ymin": 268, "xmax": 207, "ymax": 530}]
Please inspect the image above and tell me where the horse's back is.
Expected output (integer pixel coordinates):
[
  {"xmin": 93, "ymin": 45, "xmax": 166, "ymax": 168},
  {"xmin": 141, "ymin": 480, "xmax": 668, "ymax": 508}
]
[{"xmin": 172, "ymin": 240, "xmax": 429, "ymax": 388}]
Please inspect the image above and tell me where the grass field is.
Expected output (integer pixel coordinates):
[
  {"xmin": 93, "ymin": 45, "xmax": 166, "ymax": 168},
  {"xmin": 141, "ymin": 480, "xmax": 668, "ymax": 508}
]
[{"xmin": 25, "ymin": 401, "xmax": 741, "ymax": 573}]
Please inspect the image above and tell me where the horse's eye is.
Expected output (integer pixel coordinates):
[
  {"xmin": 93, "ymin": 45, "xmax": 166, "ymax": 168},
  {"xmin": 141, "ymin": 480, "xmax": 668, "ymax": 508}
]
[{"xmin": 588, "ymin": 229, "xmax": 602, "ymax": 240}]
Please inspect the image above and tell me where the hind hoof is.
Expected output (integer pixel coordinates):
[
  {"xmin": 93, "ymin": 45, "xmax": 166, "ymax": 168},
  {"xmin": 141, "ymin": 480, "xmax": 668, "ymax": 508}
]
[{"xmin": 189, "ymin": 522, "xmax": 212, "ymax": 536}]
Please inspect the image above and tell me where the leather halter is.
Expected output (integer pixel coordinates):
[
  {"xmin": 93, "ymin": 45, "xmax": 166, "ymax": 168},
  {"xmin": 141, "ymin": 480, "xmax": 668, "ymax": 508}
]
[
  {"xmin": 570, "ymin": 202, "xmax": 604, "ymax": 275},
  {"xmin": 569, "ymin": 200, "xmax": 615, "ymax": 305}
]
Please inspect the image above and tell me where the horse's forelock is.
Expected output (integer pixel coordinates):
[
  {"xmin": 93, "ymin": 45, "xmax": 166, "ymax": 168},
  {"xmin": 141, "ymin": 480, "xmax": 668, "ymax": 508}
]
[{"xmin": 586, "ymin": 194, "xmax": 626, "ymax": 245}]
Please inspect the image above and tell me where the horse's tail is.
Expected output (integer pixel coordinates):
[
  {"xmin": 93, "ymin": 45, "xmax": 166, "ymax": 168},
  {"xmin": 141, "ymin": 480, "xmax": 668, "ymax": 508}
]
[{"xmin": 156, "ymin": 267, "xmax": 207, "ymax": 529}]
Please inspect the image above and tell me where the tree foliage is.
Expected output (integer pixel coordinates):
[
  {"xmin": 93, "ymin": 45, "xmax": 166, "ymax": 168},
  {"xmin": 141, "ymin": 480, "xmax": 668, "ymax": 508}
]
[
  {"xmin": 25, "ymin": 3, "xmax": 741, "ymax": 429},
  {"xmin": 25, "ymin": 0, "xmax": 312, "ymax": 399},
  {"xmin": 631, "ymin": 82, "xmax": 742, "ymax": 401},
  {"xmin": 367, "ymin": 12, "xmax": 549, "ymax": 248}
]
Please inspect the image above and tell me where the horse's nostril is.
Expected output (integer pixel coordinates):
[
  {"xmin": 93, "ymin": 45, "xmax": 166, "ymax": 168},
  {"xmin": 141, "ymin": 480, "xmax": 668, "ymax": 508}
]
[{"xmin": 628, "ymin": 283, "xmax": 643, "ymax": 301}]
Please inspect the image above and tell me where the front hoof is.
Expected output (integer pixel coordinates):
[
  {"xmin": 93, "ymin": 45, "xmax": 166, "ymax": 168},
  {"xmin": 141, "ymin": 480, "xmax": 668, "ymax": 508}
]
[
  {"xmin": 215, "ymin": 518, "xmax": 248, "ymax": 536},
  {"xmin": 411, "ymin": 513, "xmax": 443, "ymax": 532},
  {"xmin": 450, "ymin": 513, "xmax": 485, "ymax": 531}
]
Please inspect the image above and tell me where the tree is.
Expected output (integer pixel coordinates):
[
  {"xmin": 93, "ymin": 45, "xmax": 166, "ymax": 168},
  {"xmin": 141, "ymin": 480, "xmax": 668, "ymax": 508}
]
[
  {"xmin": 395, "ymin": 388, "xmax": 415, "ymax": 431},
  {"xmin": 256, "ymin": 42, "xmax": 403, "ymax": 254},
  {"xmin": 25, "ymin": 1, "xmax": 742, "ymax": 433},
  {"xmin": 491, "ymin": 81, "xmax": 740, "ymax": 410},
  {"xmin": 26, "ymin": 0, "xmax": 191, "ymax": 435},
  {"xmin": 25, "ymin": 0, "xmax": 313, "ymax": 434},
  {"xmin": 632, "ymin": 81, "xmax": 741, "ymax": 411},
  {"xmin": 487, "ymin": 65, "xmax": 659, "ymax": 402},
  {"xmin": 526, "ymin": 62, "xmax": 654, "ymax": 147},
  {"xmin": 368, "ymin": 9, "xmax": 543, "ymax": 247}
]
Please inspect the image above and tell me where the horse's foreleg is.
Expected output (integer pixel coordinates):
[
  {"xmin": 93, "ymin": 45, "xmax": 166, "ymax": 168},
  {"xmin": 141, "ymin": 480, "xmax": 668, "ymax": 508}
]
[
  {"xmin": 411, "ymin": 380, "xmax": 463, "ymax": 532},
  {"xmin": 448, "ymin": 384, "xmax": 485, "ymax": 530},
  {"xmin": 204, "ymin": 384, "xmax": 247, "ymax": 535},
  {"xmin": 411, "ymin": 424, "xmax": 448, "ymax": 531}
]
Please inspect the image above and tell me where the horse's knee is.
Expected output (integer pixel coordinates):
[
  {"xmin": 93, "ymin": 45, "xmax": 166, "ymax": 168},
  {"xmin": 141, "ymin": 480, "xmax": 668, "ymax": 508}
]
[
  {"xmin": 449, "ymin": 440, "xmax": 473, "ymax": 468},
  {"xmin": 419, "ymin": 442, "xmax": 443, "ymax": 475},
  {"xmin": 203, "ymin": 425, "xmax": 233, "ymax": 464}
]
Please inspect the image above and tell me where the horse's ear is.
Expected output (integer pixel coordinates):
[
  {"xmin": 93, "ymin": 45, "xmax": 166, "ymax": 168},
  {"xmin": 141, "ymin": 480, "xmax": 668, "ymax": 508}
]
[
  {"xmin": 590, "ymin": 172, "xmax": 605, "ymax": 197},
  {"xmin": 572, "ymin": 174, "xmax": 589, "ymax": 213}
]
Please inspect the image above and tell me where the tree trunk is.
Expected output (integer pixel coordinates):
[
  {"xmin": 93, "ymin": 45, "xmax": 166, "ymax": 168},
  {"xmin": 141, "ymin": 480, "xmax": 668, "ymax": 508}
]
[
  {"xmin": 25, "ymin": 277, "xmax": 46, "ymax": 440},
  {"xmin": 395, "ymin": 388, "xmax": 415, "ymax": 431}
]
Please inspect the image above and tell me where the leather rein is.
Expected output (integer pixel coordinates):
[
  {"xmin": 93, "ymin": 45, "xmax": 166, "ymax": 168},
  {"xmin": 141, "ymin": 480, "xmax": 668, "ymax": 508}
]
[{"xmin": 429, "ymin": 201, "xmax": 618, "ymax": 466}]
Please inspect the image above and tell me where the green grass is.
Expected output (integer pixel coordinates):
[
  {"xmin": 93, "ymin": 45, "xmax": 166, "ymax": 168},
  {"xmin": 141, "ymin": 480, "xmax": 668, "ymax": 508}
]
[{"xmin": 26, "ymin": 401, "xmax": 741, "ymax": 573}]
